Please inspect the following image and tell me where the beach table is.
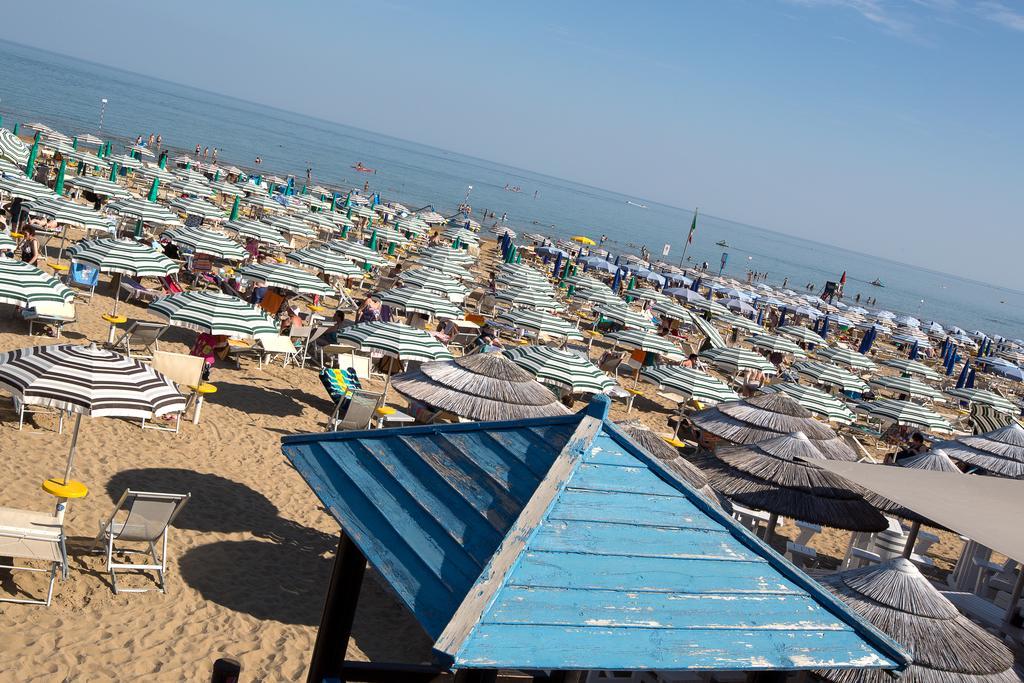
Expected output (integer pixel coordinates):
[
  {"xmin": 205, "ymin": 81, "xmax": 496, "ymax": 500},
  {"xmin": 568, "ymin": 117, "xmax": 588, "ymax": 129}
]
[{"xmin": 374, "ymin": 406, "xmax": 415, "ymax": 429}]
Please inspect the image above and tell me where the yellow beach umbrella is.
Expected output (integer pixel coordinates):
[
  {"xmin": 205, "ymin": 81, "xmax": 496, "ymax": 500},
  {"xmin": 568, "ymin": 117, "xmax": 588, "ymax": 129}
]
[{"xmin": 571, "ymin": 235, "xmax": 596, "ymax": 246}]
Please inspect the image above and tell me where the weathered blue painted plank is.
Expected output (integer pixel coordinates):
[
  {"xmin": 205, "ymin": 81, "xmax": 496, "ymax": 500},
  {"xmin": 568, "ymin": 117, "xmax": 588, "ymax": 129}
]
[
  {"xmin": 530, "ymin": 520, "xmax": 756, "ymax": 561},
  {"xmin": 434, "ymin": 432, "xmax": 547, "ymax": 503},
  {"xmin": 508, "ymin": 551, "xmax": 801, "ymax": 594},
  {"xmin": 483, "ymin": 586, "xmax": 850, "ymax": 631},
  {"xmin": 570, "ymin": 462, "xmax": 690, "ymax": 497},
  {"xmin": 455, "ymin": 624, "xmax": 898, "ymax": 670},
  {"xmin": 478, "ymin": 426, "xmax": 571, "ymax": 480},
  {"xmin": 551, "ymin": 488, "xmax": 720, "ymax": 529}
]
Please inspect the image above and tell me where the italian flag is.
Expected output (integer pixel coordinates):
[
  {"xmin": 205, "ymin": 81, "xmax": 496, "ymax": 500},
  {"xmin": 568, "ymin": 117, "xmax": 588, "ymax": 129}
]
[{"xmin": 687, "ymin": 210, "xmax": 698, "ymax": 244}]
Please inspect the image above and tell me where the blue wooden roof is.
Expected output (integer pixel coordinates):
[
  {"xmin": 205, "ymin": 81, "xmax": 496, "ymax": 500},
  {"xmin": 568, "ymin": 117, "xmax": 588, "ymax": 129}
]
[{"xmin": 281, "ymin": 397, "xmax": 909, "ymax": 673}]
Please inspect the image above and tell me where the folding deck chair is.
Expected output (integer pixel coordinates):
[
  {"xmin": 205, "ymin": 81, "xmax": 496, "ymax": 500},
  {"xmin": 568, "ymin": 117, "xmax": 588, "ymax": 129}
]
[
  {"xmin": 109, "ymin": 321, "xmax": 167, "ymax": 359},
  {"xmin": 326, "ymin": 388, "xmax": 381, "ymax": 431},
  {"xmin": 119, "ymin": 276, "xmax": 163, "ymax": 303},
  {"xmin": 66, "ymin": 261, "xmax": 99, "ymax": 301},
  {"xmin": 0, "ymin": 505, "xmax": 68, "ymax": 606},
  {"xmin": 142, "ymin": 351, "xmax": 209, "ymax": 432},
  {"xmin": 93, "ymin": 489, "xmax": 191, "ymax": 594}
]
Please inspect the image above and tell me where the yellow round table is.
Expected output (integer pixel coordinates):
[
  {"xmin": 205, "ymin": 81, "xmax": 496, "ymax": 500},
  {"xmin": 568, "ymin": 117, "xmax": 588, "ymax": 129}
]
[
  {"xmin": 661, "ymin": 436, "xmax": 687, "ymax": 449},
  {"xmin": 307, "ymin": 304, "xmax": 325, "ymax": 313},
  {"xmin": 48, "ymin": 262, "xmax": 69, "ymax": 273},
  {"xmin": 188, "ymin": 383, "xmax": 218, "ymax": 425},
  {"xmin": 42, "ymin": 478, "xmax": 88, "ymax": 499},
  {"xmin": 102, "ymin": 314, "xmax": 127, "ymax": 325}
]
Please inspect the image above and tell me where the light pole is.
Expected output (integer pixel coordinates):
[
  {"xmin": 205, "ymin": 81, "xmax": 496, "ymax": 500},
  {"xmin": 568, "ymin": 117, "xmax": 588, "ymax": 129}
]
[
  {"xmin": 463, "ymin": 184, "xmax": 473, "ymax": 205},
  {"xmin": 99, "ymin": 98, "xmax": 108, "ymax": 133}
]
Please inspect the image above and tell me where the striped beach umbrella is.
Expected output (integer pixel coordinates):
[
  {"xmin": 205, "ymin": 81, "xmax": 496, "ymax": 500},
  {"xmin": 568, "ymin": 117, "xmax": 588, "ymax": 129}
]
[
  {"xmin": 793, "ymin": 361, "xmax": 870, "ymax": 394},
  {"xmin": 169, "ymin": 197, "xmax": 226, "ymax": 220},
  {"xmin": 761, "ymin": 383, "xmax": 855, "ymax": 424},
  {"xmin": 816, "ymin": 345, "xmax": 877, "ymax": 371},
  {"xmin": 223, "ymin": 219, "xmax": 288, "ymax": 247},
  {"xmin": 417, "ymin": 245, "xmax": 475, "ymax": 265},
  {"xmin": 594, "ymin": 302, "xmax": 656, "ymax": 330},
  {"xmin": 325, "ymin": 239, "xmax": 387, "ymax": 267},
  {"xmin": 494, "ymin": 285, "xmax": 565, "ymax": 312},
  {"xmin": 503, "ymin": 345, "xmax": 614, "ymax": 394},
  {"xmin": 208, "ymin": 180, "xmax": 246, "ymax": 197},
  {"xmin": 64, "ymin": 175, "xmax": 132, "ymax": 199},
  {"xmin": 163, "ymin": 227, "xmax": 248, "ymax": 261},
  {"xmin": 640, "ymin": 365, "xmax": 738, "ymax": 404},
  {"xmin": 286, "ymin": 247, "xmax": 363, "ymax": 278},
  {"xmin": 0, "ymin": 232, "xmax": 15, "ymax": 252},
  {"xmin": 0, "ymin": 174, "xmax": 56, "ymax": 201},
  {"xmin": 604, "ymin": 329, "xmax": 683, "ymax": 358},
  {"xmin": 628, "ymin": 288, "xmax": 670, "ymax": 304},
  {"xmin": 855, "ymin": 398, "xmax": 952, "ymax": 433},
  {"xmin": 499, "ymin": 263, "xmax": 549, "ymax": 285},
  {"xmin": 717, "ymin": 312, "xmax": 763, "ymax": 333},
  {"xmin": 136, "ymin": 165, "xmax": 177, "ymax": 183},
  {"xmin": 869, "ymin": 375, "xmax": 943, "ymax": 402},
  {"xmin": 880, "ymin": 358, "xmax": 942, "ymax": 381},
  {"xmin": 236, "ymin": 262, "xmax": 335, "ymax": 296},
  {"xmin": 777, "ymin": 325, "xmax": 825, "ymax": 346},
  {"xmin": 167, "ymin": 178, "xmax": 215, "ymax": 198},
  {"xmin": 0, "ymin": 260, "xmax": 74, "ymax": 307},
  {"xmin": 297, "ymin": 210, "xmax": 341, "ymax": 233},
  {"xmin": 241, "ymin": 193, "xmax": 281, "ymax": 212},
  {"xmin": 378, "ymin": 286, "xmax": 462, "ymax": 320},
  {"xmin": 399, "ymin": 267, "xmax": 469, "ymax": 302},
  {"xmin": 944, "ymin": 387, "xmax": 1017, "ymax": 412},
  {"xmin": 366, "ymin": 225, "xmax": 410, "ymax": 245},
  {"xmin": 105, "ymin": 153, "xmax": 142, "ymax": 170},
  {"xmin": 106, "ymin": 198, "xmax": 181, "ymax": 226},
  {"xmin": 25, "ymin": 196, "xmax": 116, "ymax": 231},
  {"xmin": 335, "ymin": 321, "xmax": 453, "ymax": 362},
  {"xmin": 150, "ymin": 291, "xmax": 277, "ymax": 340},
  {"xmin": 570, "ymin": 283, "xmax": 621, "ymax": 306},
  {"xmin": 746, "ymin": 333, "xmax": 807, "ymax": 358},
  {"xmin": 265, "ymin": 214, "xmax": 315, "ymax": 238},
  {"xmin": 496, "ymin": 308, "xmax": 584, "ymax": 342},
  {"xmin": 406, "ymin": 257, "xmax": 472, "ymax": 280},
  {"xmin": 0, "ymin": 128, "xmax": 30, "ymax": 166},
  {"xmin": 70, "ymin": 238, "xmax": 178, "ymax": 276},
  {"xmin": 651, "ymin": 299, "xmax": 693, "ymax": 323},
  {"xmin": 701, "ymin": 347, "xmax": 777, "ymax": 376},
  {"xmin": 496, "ymin": 270, "xmax": 558, "ymax": 296}
]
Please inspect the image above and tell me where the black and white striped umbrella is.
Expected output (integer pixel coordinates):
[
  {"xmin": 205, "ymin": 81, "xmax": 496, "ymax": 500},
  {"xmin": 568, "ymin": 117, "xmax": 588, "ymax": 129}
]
[
  {"xmin": 378, "ymin": 286, "xmax": 462, "ymax": 320},
  {"xmin": 793, "ymin": 360, "xmax": 870, "ymax": 394},
  {"xmin": 944, "ymin": 387, "xmax": 1017, "ymax": 412},
  {"xmin": 869, "ymin": 375, "xmax": 944, "ymax": 402},
  {"xmin": 264, "ymin": 214, "xmax": 315, "ymax": 238},
  {"xmin": 399, "ymin": 267, "xmax": 469, "ymax": 302},
  {"xmin": 496, "ymin": 308, "xmax": 584, "ymax": 342},
  {"xmin": 880, "ymin": 358, "xmax": 942, "ymax": 381},
  {"xmin": 503, "ymin": 345, "xmax": 614, "ymax": 394},
  {"xmin": 0, "ymin": 174, "xmax": 56, "ymax": 201},
  {"xmin": 149, "ymin": 291, "xmax": 277, "ymax": 340},
  {"xmin": 163, "ymin": 227, "xmax": 248, "ymax": 261},
  {"xmin": 761, "ymin": 383, "xmax": 855, "ymax": 424},
  {"xmin": 326, "ymin": 239, "xmax": 386, "ymax": 267},
  {"xmin": 604, "ymin": 329, "xmax": 683, "ymax": 358},
  {"xmin": 70, "ymin": 238, "xmax": 178, "ymax": 276},
  {"xmin": 815, "ymin": 345, "xmax": 877, "ymax": 371},
  {"xmin": 235, "ymin": 262, "xmax": 336, "ymax": 296},
  {"xmin": 0, "ymin": 128, "xmax": 30, "ymax": 166},
  {"xmin": 169, "ymin": 197, "xmax": 226, "ymax": 220},
  {"xmin": 25, "ymin": 196, "xmax": 116, "ymax": 231},
  {"xmin": 640, "ymin": 365, "xmax": 739, "ymax": 404},
  {"xmin": 0, "ymin": 260, "xmax": 74, "ymax": 307},
  {"xmin": 494, "ymin": 284, "xmax": 565, "ymax": 311},
  {"xmin": 286, "ymin": 247, "xmax": 363, "ymax": 278},
  {"xmin": 701, "ymin": 347, "xmax": 777, "ymax": 375},
  {"xmin": 64, "ymin": 175, "xmax": 132, "ymax": 199},
  {"xmin": 746, "ymin": 333, "xmax": 807, "ymax": 358},
  {"xmin": 106, "ymin": 198, "xmax": 181, "ymax": 226},
  {"xmin": 223, "ymin": 219, "xmax": 288, "ymax": 246},
  {"xmin": 594, "ymin": 302, "xmax": 657, "ymax": 330},
  {"xmin": 855, "ymin": 398, "xmax": 952, "ymax": 433},
  {"xmin": 777, "ymin": 325, "xmax": 825, "ymax": 346},
  {"xmin": 335, "ymin": 321, "xmax": 453, "ymax": 362}
]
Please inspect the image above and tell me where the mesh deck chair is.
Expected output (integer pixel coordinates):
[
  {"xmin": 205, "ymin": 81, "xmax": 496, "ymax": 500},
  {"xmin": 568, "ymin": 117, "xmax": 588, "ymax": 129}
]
[
  {"xmin": 326, "ymin": 388, "xmax": 381, "ymax": 431},
  {"xmin": 143, "ymin": 351, "xmax": 207, "ymax": 433},
  {"xmin": 93, "ymin": 489, "xmax": 190, "ymax": 594},
  {"xmin": 66, "ymin": 261, "xmax": 99, "ymax": 301},
  {"xmin": 109, "ymin": 321, "xmax": 167, "ymax": 359}
]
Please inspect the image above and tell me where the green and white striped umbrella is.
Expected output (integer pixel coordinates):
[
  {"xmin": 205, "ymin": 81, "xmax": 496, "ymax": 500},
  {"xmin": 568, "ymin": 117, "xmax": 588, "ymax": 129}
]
[
  {"xmin": 944, "ymin": 387, "xmax": 1018, "ymax": 413},
  {"xmin": 761, "ymin": 383, "xmax": 855, "ymax": 424},
  {"xmin": 701, "ymin": 347, "xmax": 777, "ymax": 375},
  {"xmin": 69, "ymin": 238, "xmax": 178, "ymax": 276},
  {"xmin": 25, "ymin": 196, "xmax": 115, "ymax": 231},
  {"xmin": 326, "ymin": 239, "xmax": 387, "ymax": 267},
  {"xmin": 628, "ymin": 288, "xmax": 670, "ymax": 304},
  {"xmin": 149, "ymin": 291, "xmax": 277, "ymax": 340},
  {"xmin": 793, "ymin": 360, "xmax": 870, "ymax": 394},
  {"xmin": 106, "ymin": 198, "xmax": 182, "ymax": 226},
  {"xmin": 348, "ymin": 204, "xmax": 375, "ymax": 219},
  {"xmin": 168, "ymin": 178, "xmax": 215, "ymax": 198},
  {"xmin": 640, "ymin": 365, "xmax": 738, "ymax": 404},
  {"xmin": 594, "ymin": 302, "xmax": 656, "ymax": 330},
  {"xmin": 367, "ymin": 226, "xmax": 410, "ymax": 244},
  {"xmin": 286, "ymin": 247, "xmax": 363, "ymax": 278},
  {"xmin": 399, "ymin": 267, "xmax": 469, "ymax": 302},
  {"xmin": 242, "ymin": 193, "xmax": 281, "ymax": 211},
  {"xmin": 869, "ymin": 375, "xmax": 944, "ymax": 402},
  {"xmin": 223, "ymin": 219, "xmax": 288, "ymax": 246},
  {"xmin": 335, "ymin": 321, "xmax": 453, "ymax": 362},
  {"xmin": 503, "ymin": 345, "xmax": 614, "ymax": 394},
  {"xmin": 717, "ymin": 312, "xmax": 763, "ymax": 333},
  {"xmin": 0, "ymin": 128, "xmax": 30, "ymax": 166},
  {"xmin": 394, "ymin": 218, "xmax": 427, "ymax": 236},
  {"xmin": 855, "ymin": 398, "xmax": 952, "ymax": 433},
  {"xmin": 163, "ymin": 227, "xmax": 248, "ymax": 261},
  {"xmin": 406, "ymin": 257, "xmax": 472, "ymax": 279},
  {"xmin": 687, "ymin": 297, "xmax": 730, "ymax": 317},
  {"xmin": 494, "ymin": 285, "xmax": 565, "ymax": 311},
  {"xmin": 651, "ymin": 299, "xmax": 693, "ymax": 323},
  {"xmin": 298, "ymin": 210, "xmax": 341, "ymax": 233},
  {"xmin": 571, "ymin": 284, "xmax": 621, "ymax": 306},
  {"xmin": 208, "ymin": 180, "xmax": 246, "ymax": 197},
  {"xmin": 236, "ymin": 262, "xmax": 336, "ymax": 296},
  {"xmin": 689, "ymin": 313, "xmax": 728, "ymax": 349},
  {"xmin": 0, "ymin": 259, "xmax": 75, "ymax": 307},
  {"xmin": 64, "ymin": 175, "xmax": 132, "ymax": 199},
  {"xmin": 105, "ymin": 153, "xmax": 142, "ymax": 170},
  {"xmin": 496, "ymin": 271, "xmax": 558, "ymax": 296},
  {"xmin": 417, "ymin": 245, "xmax": 475, "ymax": 265},
  {"xmin": 169, "ymin": 197, "xmax": 226, "ymax": 220},
  {"xmin": 499, "ymin": 263, "xmax": 549, "ymax": 285},
  {"xmin": 136, "ymin": 165, "xmax": 177, "ymax": 183},
  {"xmin": 496, "ymin": 308, "xmax": 584, "ymax": 342},
  {"xmin": 378, "ymin": 286, "xmax": 462, "ymax": 320},
  {"xmin": 265, "ymin": 214, "xmax": 315, "ymax": 238},
  {"xmin": 0, "ymin": 175, "xmax": 56, "ymax": 201},
  {"xmin": 605, "ymin": 329, "xmax": 683, "ymax": 358},
  {"xmin": 0, "ymin": 232, "xmax": 15, "ymax": 251},
  {"xmin": 441, "ymin": 227, "xmax": 479, "ymax": 244},
  {"xmin": 777, "ymin": 325, "xmax": 825, "ymax": 345},
  {"xmin": 815, "ymin": 345, "xmax": 877, "ymax": 371},
  {"xmin": 880, "ymin": 358, "xmax": 943, "ymax": 381},
  {"xmin": 746, "ymin": 333, "xmax": 807, "ymax": 358}
]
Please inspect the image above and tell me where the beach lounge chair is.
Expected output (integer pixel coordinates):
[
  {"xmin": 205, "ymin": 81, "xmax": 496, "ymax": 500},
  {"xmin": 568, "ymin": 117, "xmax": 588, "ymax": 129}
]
[
  {"xmin": 234, "ymin": 334, "xmax": 299, "ymax": 368},
  {"xmin": 0, "ymin": 506, "xmax": 67, "ymax": 606},
  {"xmin": 321, "ymin": 348, "xmax": 372, "ymax": 380},
  {"xmin": 93, "ymin": 489, "xmax": 190, "ymax": 594},
  {"xmin": 21, "ymin": 301, "xmax": 77, "ymax": 338},
  {"xmin": 142, "ymin": 351, "xmax": 208, "ymax": 433},
  {"xmin": 326, "ymin": 388, "xmax": 381, "ymax": 431},
  {"xmin": 320, "ymin": 366, "xmax": 363, "ymax": 407},
  {"xmin": 157, "ymin": 275, "xmax": 185, "ymax": 294},
  {"xmin": 66, "ymin": 261, "xmax": 99, "ymax": 300},
  {"xmin": 119, "ymin": 276, "xmax": 163, "ymax": 303},
  {"xmin": 109, "ymin": 321, "xmax": 167, "ymax": 359}
]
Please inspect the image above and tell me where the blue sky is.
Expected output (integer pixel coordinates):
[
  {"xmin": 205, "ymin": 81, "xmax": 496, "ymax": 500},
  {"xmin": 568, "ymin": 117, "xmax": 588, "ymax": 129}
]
[{"xmin": 5, "ymin": 0, "xmax": 1023, "ymax": 285}]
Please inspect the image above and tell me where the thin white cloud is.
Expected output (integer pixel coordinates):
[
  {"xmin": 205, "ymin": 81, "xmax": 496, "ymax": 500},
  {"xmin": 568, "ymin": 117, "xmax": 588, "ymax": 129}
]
[
  {"xmin": 785, "ymin": 0, "xmax": 915, "ymax": 34},
  {"xmin": 786, "ymin": 0, "xmax": 1024, "ymax": 37},
  {"xmin": 979, "ymin": 1, "xmax": 1024, "ymax": 31}
]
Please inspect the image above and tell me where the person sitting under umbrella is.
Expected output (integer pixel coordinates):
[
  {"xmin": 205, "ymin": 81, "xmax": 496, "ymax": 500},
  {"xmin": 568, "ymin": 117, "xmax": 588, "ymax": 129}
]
[{"xmin": 887, "ymin": 431, "xmax": 928, "ymax": 464}]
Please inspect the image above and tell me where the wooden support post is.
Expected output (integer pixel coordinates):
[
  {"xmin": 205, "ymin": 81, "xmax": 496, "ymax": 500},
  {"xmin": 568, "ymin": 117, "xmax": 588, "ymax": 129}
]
[
  {"xmin": 902, "ymin": 521, "xmax": 921, "ymax": 559},
  {"xmin": 307, "ymin": 532, "xmax": 368, "ymax": 683},
  {"xmin": 453, "ymin": 670, "xmax": 497, "ymax": 683}
]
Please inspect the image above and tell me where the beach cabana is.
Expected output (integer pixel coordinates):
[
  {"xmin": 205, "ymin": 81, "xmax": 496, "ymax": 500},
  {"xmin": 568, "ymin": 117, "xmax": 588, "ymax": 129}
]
[{"xmin": 280, "ymin": 396, "xmax": 908, "ymax": 681}]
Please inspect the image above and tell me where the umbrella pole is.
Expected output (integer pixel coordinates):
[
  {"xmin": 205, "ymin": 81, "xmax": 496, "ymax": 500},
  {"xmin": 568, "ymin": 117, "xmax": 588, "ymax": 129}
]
[
  {"xmin": 902, "ymin": 521, "xmax": 921, "ymax": 559},
  {"xmin": 63, "ymin": 413, "xmax": 83, "ymax": 485}
]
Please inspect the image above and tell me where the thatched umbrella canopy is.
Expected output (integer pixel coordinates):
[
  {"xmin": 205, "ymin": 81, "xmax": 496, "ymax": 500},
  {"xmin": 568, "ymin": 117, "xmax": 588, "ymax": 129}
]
[
  {"xmin": 814, "ymin": 559, "xmax": 1020, "ymax": 683},
  {"xmin": 391, "ymin": 352, "xmax": 570, "ymax": 422},
  {"xmin": 932, "ymin": 422, "xmax": 1024, "ymax": 478},
  {"xmin": 618, "ymin": 421, "xmax": 731, "ymax": 512},
  {"xmin": 691, "ymin": 392, "xmax": 858, "ymax": 461},
  {"xmin": 694, "ymin": 431, "xmax": 888, "ymax": 533},
  {"xmin": 898, "ymin": 448, "xmax": 961, "ymax": 473}
]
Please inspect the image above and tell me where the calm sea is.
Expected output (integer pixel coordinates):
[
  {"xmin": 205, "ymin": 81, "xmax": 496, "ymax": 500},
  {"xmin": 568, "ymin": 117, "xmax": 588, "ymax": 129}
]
[{"xmin": 2, "ymin": 39, "xmax": 1022, "ymax": 339}]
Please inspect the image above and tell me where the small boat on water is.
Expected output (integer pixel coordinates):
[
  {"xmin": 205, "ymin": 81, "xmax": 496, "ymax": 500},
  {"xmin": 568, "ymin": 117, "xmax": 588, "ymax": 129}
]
[
  {"xmin": 870, "ymin": 278, "xmax": 885, "ymax": 287},
  {"xmin": 627, "ymin": 200, "xmax": 647, "ymax": 209},
  {"xmin": 716, "ymin": 240, "xmax": 729, "ymax": 247}
]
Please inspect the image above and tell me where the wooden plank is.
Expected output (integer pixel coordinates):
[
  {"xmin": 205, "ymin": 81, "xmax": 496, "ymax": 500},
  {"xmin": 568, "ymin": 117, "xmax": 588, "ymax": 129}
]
[
  {"xmin": 483, "ymin": 586, "xmax": 848, "ymax": 631},
  {"xmin": 438, "ymin": 431, "xmax": 548, "ymax": 502},
  {"xmin": 551, "ymin": 488, "xmax": 717, "ymax": 529},
  {"xmin": 433, "ymin": 413, "xmax": 606, "ymax": 660},
  {"xmin": 508, "ymin": 551, "xmax": 801, "ymax": 594},
  {"xmin": 478, "ymin": 427, "xmax": 566, "ymax": 480},
  {"xmin": 454, "ymin": 623, "xmax": 898, "ymax": 671},
  {"xmin": 530, "ymin": 520, "xmax": 756, "ymax": 561},
  {"xmin": 569, "ymin": 462, "xmax": 689, "ymax": 497}
]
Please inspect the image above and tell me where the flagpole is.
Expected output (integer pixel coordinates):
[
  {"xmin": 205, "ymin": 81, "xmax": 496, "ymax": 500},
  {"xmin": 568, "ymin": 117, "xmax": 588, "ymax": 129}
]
[{"xmin": 678, "ymin": 208, "xmax": 698, "ymax": 266}]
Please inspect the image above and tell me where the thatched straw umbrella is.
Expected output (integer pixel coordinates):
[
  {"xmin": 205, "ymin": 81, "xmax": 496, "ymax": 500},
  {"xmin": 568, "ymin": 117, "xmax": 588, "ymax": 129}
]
[
  {"xmin": 691, "ymin": 392, "xmax": 858, "ymax": 461},
  {"xmin": 617, "ymin": 421, "xmax": 731, "ymax": 512},
  {"xmin": 390, "ymin": 352, "xmax": 570, "ymax": 422},
  {"xmin": 898, "ymin": 448, "xmax": 961, "ymax": 473},
  {"xmin": 694, "ymin": 431, "xmax": 888, "ymax": 537},
  {"xmin": 932, "ymin": 422, "xmax": 1024, "ymax": 478},
  {"xmin": 884, "ymin": 448, "xmax": 962, "ymax": 557},
  {"xmin": 814, "ymin": 558, "xmax": 1020, "ymax": 683}
]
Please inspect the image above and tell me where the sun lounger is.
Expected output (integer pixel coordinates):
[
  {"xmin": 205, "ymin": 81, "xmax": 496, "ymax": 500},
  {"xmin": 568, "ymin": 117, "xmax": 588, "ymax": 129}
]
[
  {"xmin": 326, "ymin": 388, "xmax": 381, "ymax": 431},
  {"xmin": 143, "ymin": 351, "xmax": 209, "ymax": 432},
  {"xmin": 20, "ymin": 301, "xmax": 77, "ymax": 338},
  {"xmin": 109, "ymin": 321, "xmax": 167, "ymax": 359},
  {"xmin": 234, "ymin": 334, "xmax": 299, "ymax": 369},
  {"xmin": 10, "ymin": 395, "xmax": 68, "ymax": 433},
  {"xmin": 0, "ymin": 506, "xmax": 67, "ymax": 606},
  {"xmin": 119, "ymin": 276, "xmax": 163, "ymax": 303},
  {"xmin": 66, "ymin": 261, "xmax": 99, "ymax": 300},
  {"xmin": 93, "ymin": 489, "xmax": 190, "ymax": 594}
]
